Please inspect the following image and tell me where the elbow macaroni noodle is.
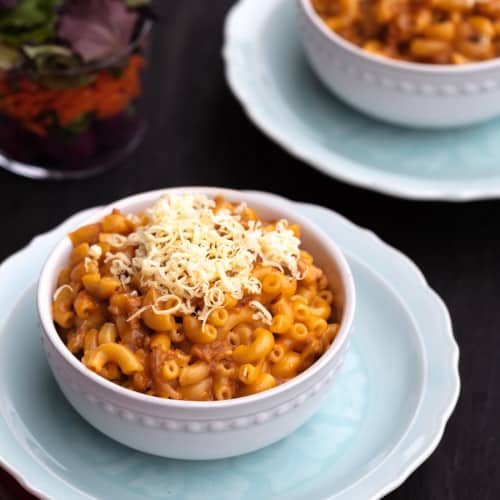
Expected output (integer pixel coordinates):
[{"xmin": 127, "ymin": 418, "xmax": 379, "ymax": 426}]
[
  {"xmin": 52, "ymin": 196, "xmax": 340, "ymax": 401},
  {"xmin": 312, "ymin": 0, "xmax": 500, "ymax": 64}
]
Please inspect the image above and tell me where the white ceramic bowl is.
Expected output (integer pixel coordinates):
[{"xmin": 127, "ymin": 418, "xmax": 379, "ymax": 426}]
[
  {"xmin": 299, "ymin": 0, "xmax": 500, "ymax": 128},
  {"xmin": 37, "ymin": 187, "xmax": 355, "ymax": 460}
]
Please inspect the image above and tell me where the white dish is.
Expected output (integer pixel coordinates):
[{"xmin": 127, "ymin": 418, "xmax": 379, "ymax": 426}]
[
  {"xmin": 223, "ymin": 0, "xmax": 500, "ymax": 200},
  {"xmin": 37, "ymin": 187, "xmax": 355, "ymax": 460},
  {"xmin": 0, "ymin": 198, "xmax": 459, "ymax": 500},
  {"xmin": 299, "ymin": 0, "xmax": 500, "ymax": 128}
]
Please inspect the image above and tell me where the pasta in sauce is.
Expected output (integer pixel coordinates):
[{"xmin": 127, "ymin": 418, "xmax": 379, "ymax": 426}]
[
  {"xmin": 312, "ymin": 0, "xmax": 500, "ymax": 64},
  {"xmin": 52, "ymin": 194, "xmax": 340, "ymax": 401}
]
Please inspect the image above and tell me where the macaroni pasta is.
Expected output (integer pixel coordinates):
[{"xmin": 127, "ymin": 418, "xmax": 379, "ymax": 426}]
[
  {"xmin": 52, "ymin": 195, "xmax": 340, "ymax": 401},
  {"xmin": 312, "ymin": 0, "xmax": 500, "ymax": 64}
]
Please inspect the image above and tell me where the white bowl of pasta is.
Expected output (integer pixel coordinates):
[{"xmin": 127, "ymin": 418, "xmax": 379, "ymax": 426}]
[
  {"xmin": 299, "ymin": 0, "xmax": 500, "ymax": 128},
  {"xmin": 37, "ymin": 187, "xmax": 355, "ymax": 459}
]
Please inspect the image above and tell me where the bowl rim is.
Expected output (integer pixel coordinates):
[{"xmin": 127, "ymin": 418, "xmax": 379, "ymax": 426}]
[
  {"xmin": 37, "ymin": 187, "xmax": 356, "ymax": 410},
  {"xmin": 300, "ymin": 0, "xmax": 500, "ymax": 74}
]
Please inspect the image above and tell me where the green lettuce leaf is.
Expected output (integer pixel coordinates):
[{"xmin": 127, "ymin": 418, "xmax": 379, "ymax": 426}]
[
  {"xmin": 0, "ymin": 0, "xmax": 61, "ymax": 45},
  {"xmin": 23, "ymin": 44, "xmax": 96, "ymax": 89}
]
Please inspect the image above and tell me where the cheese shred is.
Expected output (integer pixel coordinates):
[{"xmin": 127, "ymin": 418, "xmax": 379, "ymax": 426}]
[
  {"xmin": 53, "ymin": 284, "xmax": 73, "ymax": 301},
  {"xmin": 249, "ymin": 300, "xmax": 273, "ymax": 325},
  {"xmin": 106, "ymin": 194, "xmax": 303, "ymax": 322}
]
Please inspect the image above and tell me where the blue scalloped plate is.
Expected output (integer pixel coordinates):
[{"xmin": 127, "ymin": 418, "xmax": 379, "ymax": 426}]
[
  {"xmin": 224, "ymin": 0, "xmax": 500, "ymax": 201},
  {"xmin": 0, "ymin": 199, "xmax": 459, "ymax": 500}
]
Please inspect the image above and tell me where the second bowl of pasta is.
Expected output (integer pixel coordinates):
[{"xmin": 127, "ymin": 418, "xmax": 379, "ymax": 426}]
[
  {"xmin": 37, "ymin": 187, "xmax": 355, "ymax": 459},
  {"xmin": 300, "ymin": 0, "xmax": 500, "ymax": 128}
]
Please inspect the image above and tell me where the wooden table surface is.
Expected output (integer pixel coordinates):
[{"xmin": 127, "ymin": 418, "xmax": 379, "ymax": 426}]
[{"xmin": 0, "ymin": 1, "xmax": 499, "ymax": 499}]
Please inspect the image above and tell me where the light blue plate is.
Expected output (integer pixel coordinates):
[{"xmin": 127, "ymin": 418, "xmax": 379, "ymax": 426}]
[
  {"xmin": 0, "ymin": 202, "xmax": 459, "ymax": 500},
  {"xmin": 224, "ymin": 0, "xmax": 500, "ymax": 201}
]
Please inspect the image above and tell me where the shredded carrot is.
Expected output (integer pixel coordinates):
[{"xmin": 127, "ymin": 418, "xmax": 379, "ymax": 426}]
[{"xmin": 0, "ymin": 54, "xmax": 145, "ymax": 136}]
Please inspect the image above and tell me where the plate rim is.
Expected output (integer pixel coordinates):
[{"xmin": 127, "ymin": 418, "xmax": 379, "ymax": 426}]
[
  {"xmin": 222, "ymin": 0, "xmax": 500, "ymax": 202},
  {"xmin": 0, "ymin": 208, "xmax": 100, "ymax": 500},
  {"xmin": 0, "ymin": 199, "xmax": 459, "ymax": 500},
  {"xmin": 297, "ymin": 202, "xmax": 459, "ymax": 499}
]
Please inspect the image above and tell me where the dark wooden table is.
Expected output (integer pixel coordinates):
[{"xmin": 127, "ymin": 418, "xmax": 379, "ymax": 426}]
[{"xmin": 1, "ymin": 1, "xmax": 499, "ymax": 499}]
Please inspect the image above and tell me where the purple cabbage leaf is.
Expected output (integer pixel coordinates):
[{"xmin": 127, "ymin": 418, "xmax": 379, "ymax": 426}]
[{"xmin": 59, "ymin": 0, "xmax": 138, "ymax": 63}]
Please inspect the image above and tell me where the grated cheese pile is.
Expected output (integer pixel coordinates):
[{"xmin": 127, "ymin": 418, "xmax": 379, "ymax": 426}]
[{"xmin": 106, "ymin": 193, "xmax": 303, "ymax": 323}]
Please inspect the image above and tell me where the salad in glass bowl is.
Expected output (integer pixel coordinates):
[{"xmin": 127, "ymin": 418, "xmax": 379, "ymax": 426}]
[{"xmin": 0, "ymin": 0, "xmax": 153, "ymax": 179}]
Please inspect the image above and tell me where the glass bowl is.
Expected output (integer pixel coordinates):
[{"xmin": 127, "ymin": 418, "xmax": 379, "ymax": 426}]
[{"xmin": 0, "ymin": 21, "xmax": 152, "ymax": 180}]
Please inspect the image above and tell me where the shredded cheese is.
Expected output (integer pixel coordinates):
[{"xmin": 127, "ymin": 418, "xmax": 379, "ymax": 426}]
[
  {"xmin": 53, "ymin": 284, "xmax": 73, "ymax": 301},
  {"xmin": 106, "ymin": 194, "xmax": 303, "ymax": 322},
  {"xmin": 105, "ymin": 252, "xmax": 133, "ymax": 285},
  {"xmin": 126, "ymin": 213, "xmax": 142, "ymax": 225},
  {"xmin": 100, "ymin": 233, "xmax": 127, "ymax": 248},
  {"xmin": 83, "ymin": 256, "xmax": 93, "ymax": 273},
  {"xmin": 249, "ymin": 300, "xmax": 273, "ymax": 325},
  {"xmin": 89, "ymin": 244, "xmax": 102, "ymax": 259}
]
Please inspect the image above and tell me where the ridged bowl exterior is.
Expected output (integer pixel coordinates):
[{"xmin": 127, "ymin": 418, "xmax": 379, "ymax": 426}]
[{"xmin": 299, "ymin": 0, "xmax": 500, "ymax": 129}]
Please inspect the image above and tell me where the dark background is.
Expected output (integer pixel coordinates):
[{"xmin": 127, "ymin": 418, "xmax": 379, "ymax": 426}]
[{"xmin": 1, "ymin": 1, "xmax": 499, "ymax": 499}]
